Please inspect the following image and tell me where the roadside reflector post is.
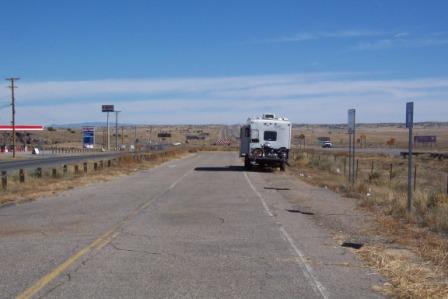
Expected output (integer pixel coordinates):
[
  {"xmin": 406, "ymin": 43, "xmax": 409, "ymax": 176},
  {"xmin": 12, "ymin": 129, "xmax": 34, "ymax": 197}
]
[
  {"xmin": 406, "ymin": 102, "xmax": 414, "ymax": 212},
  {"xmin": 19, "ymin": 169, "xmax": 25, "ymax": 183},
  {"xmin": 1, "ymin": 171, "xmax": 7, "ymax": 190}
]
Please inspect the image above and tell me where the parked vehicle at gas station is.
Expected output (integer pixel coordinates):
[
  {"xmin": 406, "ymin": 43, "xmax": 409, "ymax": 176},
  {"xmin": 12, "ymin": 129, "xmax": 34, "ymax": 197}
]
[{"xmin": 240, "ymin": 113, "xmax": 291, "ymax": 171}]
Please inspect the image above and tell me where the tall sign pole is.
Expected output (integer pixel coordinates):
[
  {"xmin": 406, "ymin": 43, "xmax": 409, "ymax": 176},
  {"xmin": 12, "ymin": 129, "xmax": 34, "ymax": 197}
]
[
  {"xmin": 6, "ymin": 77, "xmax": 19, "ymax": 158},
  {"xmin": 348, "ymin": 127, "xmax": 352, "ymax": 183},
  {"xmin": 348, "ymin": 109, "xmax": 356, "ymax": 186},
  {"xmin": 115, "ymin": 110, "xmax": 121, "ymax": 150},
  {"xmin": 406, "ymin": 102, "xmax": 414, "ymax": 212},
  {"xmin": 352, "ymin": 109, "xmax": 356, "ymax": 185},
  {"xmin": 102, "ymin": 105, "xmax": 115, "ymax": 151},
  {"xmin": 107, "ymin": 112, "xmax": 110, "ymax": 150}
]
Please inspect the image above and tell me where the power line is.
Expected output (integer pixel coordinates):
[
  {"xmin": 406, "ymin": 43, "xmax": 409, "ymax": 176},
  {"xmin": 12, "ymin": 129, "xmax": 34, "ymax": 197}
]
[{"xmin": 5, "ymin": 77, "xmax": 19, "ymax": 158}]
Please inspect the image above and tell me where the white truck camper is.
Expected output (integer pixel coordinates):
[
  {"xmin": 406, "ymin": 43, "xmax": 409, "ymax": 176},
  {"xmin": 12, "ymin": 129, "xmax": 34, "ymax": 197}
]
[{"xmin": 240, "ymin": 113, "xmax": 292, "ymax": 171}]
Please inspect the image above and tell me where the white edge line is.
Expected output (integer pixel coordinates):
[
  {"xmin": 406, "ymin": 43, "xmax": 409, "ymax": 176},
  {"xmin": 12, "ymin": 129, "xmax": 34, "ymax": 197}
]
[
  {"xmin": 244, "ymin": 172, "xmax": 274, "ymax": 217},
  {"xmin": 243, "ymin": 171, "xmax": 330, "ymax": 299}
]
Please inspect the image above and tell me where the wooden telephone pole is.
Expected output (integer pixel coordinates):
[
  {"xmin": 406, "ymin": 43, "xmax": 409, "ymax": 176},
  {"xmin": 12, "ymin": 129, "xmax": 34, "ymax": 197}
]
[{"xmin": 6, "ymin": 77, "xmax": 19, "ymax": 158}]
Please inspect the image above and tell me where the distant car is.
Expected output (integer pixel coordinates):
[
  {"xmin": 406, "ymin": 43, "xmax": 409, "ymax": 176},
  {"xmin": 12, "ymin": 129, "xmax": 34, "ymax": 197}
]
[
  {"xmin": 322, "ymin": 141, "xmax": 333, "ymax": 148},
  {"xmin": 32, "ymin": 147, "xmax": 40, "ymax": 155}
]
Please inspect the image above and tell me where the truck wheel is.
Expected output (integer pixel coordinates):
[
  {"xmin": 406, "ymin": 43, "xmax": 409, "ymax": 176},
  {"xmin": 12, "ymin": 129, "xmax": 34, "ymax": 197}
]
[
  {"xmin": 244, "ymin": 157, "xmax": 252, "ymax": 170},
  {"xmin": 280, "ymin": 162, "xmax": 286, "ymax": 172}
]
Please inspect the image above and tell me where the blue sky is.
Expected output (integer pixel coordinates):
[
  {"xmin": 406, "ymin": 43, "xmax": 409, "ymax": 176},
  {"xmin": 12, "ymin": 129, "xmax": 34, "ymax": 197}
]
[{"xmin": 0, "ymin": 0, "xmax": 447, "ymax": 124}]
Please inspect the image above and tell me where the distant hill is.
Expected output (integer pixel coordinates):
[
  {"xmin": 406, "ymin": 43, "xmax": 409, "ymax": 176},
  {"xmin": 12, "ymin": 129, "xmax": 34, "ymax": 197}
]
[
  {"xmin": 49, "ymin": 122, "xmax": 135, "ymax": 128},
  {"xmin": 292, "ymin": 122, "xmax": 448, "ymax": 129},
  {"xmin": 49, "ymin": 121, "xmax": 448, "ymax": 129}
]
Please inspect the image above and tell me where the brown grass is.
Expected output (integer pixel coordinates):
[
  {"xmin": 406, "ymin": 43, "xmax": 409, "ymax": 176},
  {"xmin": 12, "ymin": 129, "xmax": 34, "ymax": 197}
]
[
  {"xmin": 16, "ymin": 125, "xmax": 234, "ymax": 149},
  {"xmin": 288, "ymin": 149, "xmax": 448, "ymax": 298},
  {"xmin": 359, "ymin": 244, "xmax": 448, "ymax": 298},
  {"xmin": 292, "ymin": 122, "xmax": 448, "ymax": 149}
]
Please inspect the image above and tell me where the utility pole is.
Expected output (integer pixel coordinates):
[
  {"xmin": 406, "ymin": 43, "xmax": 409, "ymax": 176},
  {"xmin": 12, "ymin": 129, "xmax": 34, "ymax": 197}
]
[
  {"xmin": 115, "ymin": 110, "xmax": 121, "ymax": 150},
  {"xmin": 6, "ymin": 77, "xmax": 19, "ymax": 158}
]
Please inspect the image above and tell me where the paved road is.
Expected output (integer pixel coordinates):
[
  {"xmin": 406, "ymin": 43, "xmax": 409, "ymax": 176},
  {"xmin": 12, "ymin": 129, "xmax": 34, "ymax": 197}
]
[
  {"xmin": 0, "ymin": 152, "xmax": 126, "ymax": 172},
  {"xmin": 0, "ymin": 152, "xmax": 383, "ymax": 298}
]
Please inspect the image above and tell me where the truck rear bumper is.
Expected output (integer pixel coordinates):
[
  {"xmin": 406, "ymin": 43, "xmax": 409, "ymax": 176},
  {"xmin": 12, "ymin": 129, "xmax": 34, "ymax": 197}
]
[{"xmin": 253, "ymin": 157, "xmax": 286, "ymax": 165}]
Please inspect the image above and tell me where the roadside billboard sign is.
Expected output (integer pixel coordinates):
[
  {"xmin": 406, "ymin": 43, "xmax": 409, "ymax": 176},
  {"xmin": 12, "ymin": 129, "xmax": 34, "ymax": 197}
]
[
  {"xmin": 102, "ymin": 105, "xmax": 114, "ymax": 112},
  {"xmin": 406, "ymin": 102, "xmax": 414, "ymax": 128},
  {"xmin": 348, "ymin": 109, "xmax": 355, "ymax": 133}
]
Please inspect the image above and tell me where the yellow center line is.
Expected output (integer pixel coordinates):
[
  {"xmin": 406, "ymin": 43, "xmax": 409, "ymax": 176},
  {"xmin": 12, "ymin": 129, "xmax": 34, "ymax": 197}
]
[
  {"xmin": 16, "ymin": 167, "xmax": 193, "ymax": 299},
  {"xmin": 16, "ymin": 227, "xmax": 116, "ymax": 299}
]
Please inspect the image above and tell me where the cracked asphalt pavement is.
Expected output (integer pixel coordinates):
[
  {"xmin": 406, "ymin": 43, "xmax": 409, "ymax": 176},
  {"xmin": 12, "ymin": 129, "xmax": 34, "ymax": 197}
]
[{"xmin": 0, "ymin": 152, "xmax": 384, "ymax": 298}]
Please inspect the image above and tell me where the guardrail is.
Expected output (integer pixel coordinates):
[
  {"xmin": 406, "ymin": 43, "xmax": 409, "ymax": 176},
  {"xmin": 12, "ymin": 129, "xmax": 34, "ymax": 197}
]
[{"xmin": 0, "ymin": 150, "xmax": 180, "ymax": 192}]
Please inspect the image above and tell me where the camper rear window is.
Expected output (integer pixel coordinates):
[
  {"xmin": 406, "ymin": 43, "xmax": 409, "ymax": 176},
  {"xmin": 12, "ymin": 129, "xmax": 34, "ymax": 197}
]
[{"xmin": 264, "ymin": 131, "xmax": 277, "ymax": 141}]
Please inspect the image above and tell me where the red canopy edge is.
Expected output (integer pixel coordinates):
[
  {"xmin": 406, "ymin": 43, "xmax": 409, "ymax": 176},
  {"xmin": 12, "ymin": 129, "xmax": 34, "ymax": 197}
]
[{"xmin": 0, "ymin": 125, "xmax": 44, "ymax": 131}]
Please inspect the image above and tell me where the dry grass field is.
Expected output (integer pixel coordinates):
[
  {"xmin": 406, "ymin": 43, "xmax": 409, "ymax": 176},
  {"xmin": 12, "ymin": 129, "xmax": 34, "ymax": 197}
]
[
  {"xmin": 3, "ymin": 122, "xmax": 446, "ymax": 151},
  {"xmin": 0, "ymin": 125, "xmax": 230, "ymax": 150},
  {"xmin": 292, "ymin": 122, "xmax": 448, "ymax": 150}
]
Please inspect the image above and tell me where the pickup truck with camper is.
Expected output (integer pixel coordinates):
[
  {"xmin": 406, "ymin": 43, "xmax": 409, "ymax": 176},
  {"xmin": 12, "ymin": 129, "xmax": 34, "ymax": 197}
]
[{"xmin": 240, "ymin": 113, "xmax": 292, "ymax": 171}]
